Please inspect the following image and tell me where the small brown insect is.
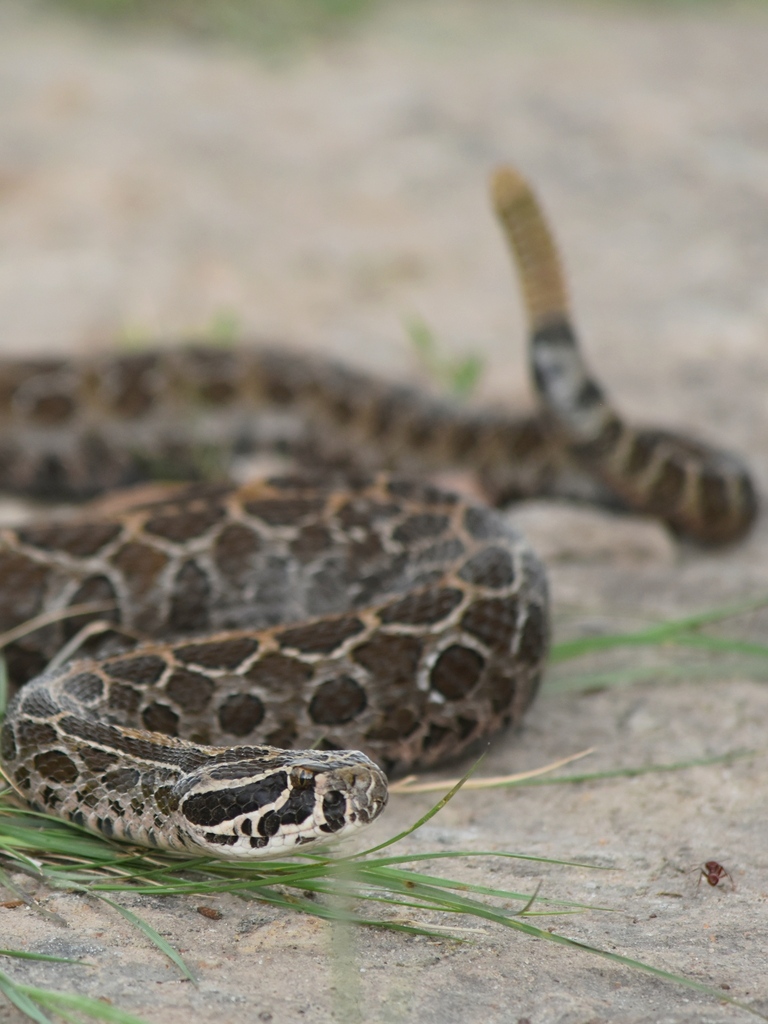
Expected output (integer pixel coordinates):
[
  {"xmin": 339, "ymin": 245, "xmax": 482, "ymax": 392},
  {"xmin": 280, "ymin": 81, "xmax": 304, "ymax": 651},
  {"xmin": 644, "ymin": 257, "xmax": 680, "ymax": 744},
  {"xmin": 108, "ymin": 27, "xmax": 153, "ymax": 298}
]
[
  {"xmin": 697, "ymin": 860, "xmax": 735, "ymax": 890},
  {"xmin": 196, "ymin": 905, "xmax": 223, "ymax": 920}
]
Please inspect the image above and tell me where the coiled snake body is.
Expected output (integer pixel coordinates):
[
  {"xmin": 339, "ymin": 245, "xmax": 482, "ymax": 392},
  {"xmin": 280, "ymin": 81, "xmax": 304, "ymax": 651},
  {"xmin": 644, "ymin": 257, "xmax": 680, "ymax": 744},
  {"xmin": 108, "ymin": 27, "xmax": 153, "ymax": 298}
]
[{"xmin": 0, "ymin": 169, "xmax": 757, "ymax": 858}]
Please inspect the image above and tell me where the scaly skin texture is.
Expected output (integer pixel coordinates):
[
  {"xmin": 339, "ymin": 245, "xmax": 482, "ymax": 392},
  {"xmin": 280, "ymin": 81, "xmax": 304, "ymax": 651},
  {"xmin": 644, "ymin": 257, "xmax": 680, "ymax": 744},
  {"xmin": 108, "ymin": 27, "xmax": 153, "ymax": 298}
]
[{"xmin": 0, "ymin": 166, "xmax": 757, "ymax": 858}]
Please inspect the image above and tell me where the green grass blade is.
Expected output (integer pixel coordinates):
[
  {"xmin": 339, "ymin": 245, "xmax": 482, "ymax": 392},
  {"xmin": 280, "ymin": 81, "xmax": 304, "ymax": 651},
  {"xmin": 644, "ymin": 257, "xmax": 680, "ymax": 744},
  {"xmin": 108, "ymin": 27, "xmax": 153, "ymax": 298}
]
[
  {"xmin": 96, "ymin": 897, "xmax": 196, "ymax": 984},
  {"xmin": 15, "ymin": 982, "xmax": 157, "ymax": 1024},
  {"xmin": 350, "ymin": 863, "xmax": 602, "ymax": 912},
  {"xmin": 358, "ymin": 849, "xmax": 607, "ymax": 871},
  {"xmin": 0, "ymin": 969, "xmax": 54, "ymax": 1024},
  {"xmin": 672, "ymin": 633, "xmax": 768, "ymax": 658},
  {"xmin": 0, "ymin": 950, "xmax": 87, "ymax": 966},
  {"xmin": 550, "ymin": 594, "xmax": 768, "ymax": 664}
]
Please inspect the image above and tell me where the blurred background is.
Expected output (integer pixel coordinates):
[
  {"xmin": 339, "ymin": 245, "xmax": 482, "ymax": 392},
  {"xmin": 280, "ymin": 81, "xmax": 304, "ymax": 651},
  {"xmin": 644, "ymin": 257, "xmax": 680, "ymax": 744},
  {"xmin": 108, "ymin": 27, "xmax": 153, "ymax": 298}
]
[{"xmin": 2, "ymin": 0, "xmax": 767, "ymax": 442}]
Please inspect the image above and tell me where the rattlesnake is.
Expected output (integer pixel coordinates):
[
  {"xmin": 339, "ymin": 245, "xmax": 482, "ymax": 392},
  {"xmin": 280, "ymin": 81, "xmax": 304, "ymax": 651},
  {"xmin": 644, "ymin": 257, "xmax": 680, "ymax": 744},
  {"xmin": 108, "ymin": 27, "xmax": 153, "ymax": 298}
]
[{"xmin": 0, "ymin": 168, "xmax": 756, "ymax": 858}]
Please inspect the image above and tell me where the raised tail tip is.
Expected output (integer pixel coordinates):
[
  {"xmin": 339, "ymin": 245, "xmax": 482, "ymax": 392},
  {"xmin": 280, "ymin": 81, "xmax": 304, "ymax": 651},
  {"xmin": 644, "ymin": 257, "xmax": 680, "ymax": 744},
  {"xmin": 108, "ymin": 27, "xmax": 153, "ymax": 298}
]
[{"xmin": 491, "ymin": 165, "xmax": 533, "ymax": 216}]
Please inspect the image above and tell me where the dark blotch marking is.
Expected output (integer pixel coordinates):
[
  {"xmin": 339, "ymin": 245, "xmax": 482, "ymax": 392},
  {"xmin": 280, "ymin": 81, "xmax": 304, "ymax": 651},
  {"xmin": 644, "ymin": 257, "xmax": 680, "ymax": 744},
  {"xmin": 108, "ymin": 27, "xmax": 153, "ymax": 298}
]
[
  {"xmin": 336, "ymin": 499, "xmax": 400, "ymax": 529},
  {"xmin": 392, "ymin": 513, "xmax": 449, "ymax": 545},
  {"xmin": 213, "ymin": 523, "xmax": 261, "ymax": 579},
  {"xmin": 531, "ymin": 317, "xmax": 577, "ymax": 350},
  {"xmin": 165, "ymin": 669, "xmax": 215, "ymax": 714},
  {"xmin": 33, "ymin": 750, "xmax": 78, "ymax": 784},
  {"xmin": 698, "ymin": 471, "xmax": 729, "ymax": 525},
  {"xmin": 205, "ymin": 832, "xmax": 239, "ymax": 846},
  {"xmin": 309, "ymin": 676, "xmax": 367, "ymax": 726},
  {"xmin": 369, "ymin": 395, "xmax": 398, "ymax": 438},
  {"xmin": 217, "ymin": 693, "xmax": 265, "ymax": 736},
  {"xmin": 78, "ymin": 745, "xmax": 119, "ymax": 772},
  {"xmin": 108, "ymin": 354, "xmax": 160, "ymax": 418},
  {"xmin": 416, "ymin": 537, "xmax": 465, "ymax": 565},
  {"xmin": 20, "ymin": 688, "xmax": 60, "ymax": 719},
  {"xmin": 456, "ymin": 716, "xmax": 477, "ymax": 740},
  {"xmin": 154, "ymin": 785, "xmax": 180, "ymax": 815},
  {"xmin": 290, "ymin": 524, "xmax": 334, "ymax": 562},
  {"xmin": 1, "ymin": 722, "xmax": 16, "ymax": 761},
  {"xmin": 460, "ymin": 596, "xmax": 519, "ymax": 651},
  {"xmin": 182, "ymin": 771, "xmax": 288, "ymax": 827},
  {"xmin": 462, "ymin": 507, "xmax": 505, "ymax": 541},
  {"xmin": 63, "ymin": 574, "xmax": 119, "ymax": 639},
  {"xmin": 15, "ymin": 720, "xmax": 57, "ymax": 755},
  {"xmin": 200, "ymin": 379, "xmax": 236, "ymax": 404},
  {"xmin": 624, "ymin": 434, "xmax": 656, "ymax": 476},
  {"xmin": 386, "ymin": 480, "xmax": 455, "ymax": 506},
  {"xmin": 112, "ymin": 542, "xmax": 169, "ymax": 591},
  {"xmin": 0, "ymin": 551, "xmax": 49, "ymax": 628},
  {"xmin": 102, "ymin": 767, "xmax": 140, "ymax": 793},
  {"xmin": 737, "ymin": 474, "xmax": 759, "ymax": 530},
  {"xmin": 504, "ymin": 419, "xmax": 548, "ymax": 459},
  {"xmin": 106, "ymin": 655, "xmax": 166, "ymax": 686},
  {"xmin": 142, "ymin": 703, "xmax": 180, "ymax": 736},
  {"xmin": 430, "ymin": 644, "xmax": 485, "ymax": 700},
  {"xmin": 107, "ymin": 683, "xmax": 142, "ymax": 717},
  {"xmin": 648, "ymin": 460, "xmax": 685, "ymax": 513},
  {"xmin": 174, "ymin": 637, "xmax": 259, "ymax": 671},
  {"xmin": 18, "ymin": 521, "xmax": 122, "ymax": 558},
  {"xmin": 379, "ymin": 587, "xmax": 463, "ymax": 627},
  {"xmin": 28, "ymin": 392, "xmax": 76, "ymax": 425},
  {"xmin": 457, "ymin": 547, "xmax": 515, "ymax": 589},
  {"xmin": 62, "ymin": 672, "xmax": 104, "ymax": 703},
  {"xmin": 168, "ymin": 560, "xmax": 211, "ymax": 634},
  {"xmin": 575, "ymin": 378, "xmax": 605, "ymax": 409},
  {"xmin": 243, "ymin": 497, "xmax": 325, "ymax": 526},
  {"xmin": 517, "ymin": 604, "xmax": 547, "ymax": 666},
  {"xmin": 33, "ymin": 454, "xmax": 68, "ymax": 496},
  {"xmin": 448, "ymin": 422, "xmax": 482, "ymax": 460},
  {"xmin": 257, "ymin": 810, "xmax": 281, "ymax": 838},
  {"xmin": 365, "ymin": 707, "xmax": 419, "ymax": 742},
  {"xmin": 245, "ymin": 653, "xmax": 313, "ymax": 690},
  {"xmin": 277, "ymin": 784, "xmax": 317, "ymax": 827},
  {"xmin": 276, "ymin": 615, "xmax": 365, "ymax": 655},
  {"xmin": 487, "ymin": 671, "xmax": 517, "ymax": 714},
  {"xmin": 144, "ymin": 504, "xmax": 226, "ymax": 542},
  {"xmin": 352, "ymin": 633, "xmax": 423, "ymax": 688},
  {"xmin": 320, "ymin": 790, "xmax": 347, "ymax": 833},
  {"xmin": 406, "ymin": 419, "xmax": 436, "ymax": 449}
]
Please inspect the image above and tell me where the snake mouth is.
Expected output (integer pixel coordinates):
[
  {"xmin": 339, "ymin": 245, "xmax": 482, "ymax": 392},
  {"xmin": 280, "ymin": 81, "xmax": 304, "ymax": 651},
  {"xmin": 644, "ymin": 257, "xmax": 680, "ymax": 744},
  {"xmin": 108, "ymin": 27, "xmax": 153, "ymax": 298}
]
[{"xmin": 177, "ymin": 751, "xmax": 388, "ymax": 859}]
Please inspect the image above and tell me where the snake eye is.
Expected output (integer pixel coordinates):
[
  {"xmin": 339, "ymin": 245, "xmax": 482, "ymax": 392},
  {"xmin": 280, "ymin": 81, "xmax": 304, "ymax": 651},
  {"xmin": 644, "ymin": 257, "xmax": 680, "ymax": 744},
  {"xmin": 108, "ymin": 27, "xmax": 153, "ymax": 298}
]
[{"xmin": 290, "ymin": 766, "xmax": 317, "ymax": 789}]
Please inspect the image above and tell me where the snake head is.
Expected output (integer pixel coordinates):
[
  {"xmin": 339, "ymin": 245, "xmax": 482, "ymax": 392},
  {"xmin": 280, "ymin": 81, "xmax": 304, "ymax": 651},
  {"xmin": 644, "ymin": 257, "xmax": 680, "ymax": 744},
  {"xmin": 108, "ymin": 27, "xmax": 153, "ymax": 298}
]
[{"xmin": 173, "ymin": 749, "xmax": 388, "ymax": 859}]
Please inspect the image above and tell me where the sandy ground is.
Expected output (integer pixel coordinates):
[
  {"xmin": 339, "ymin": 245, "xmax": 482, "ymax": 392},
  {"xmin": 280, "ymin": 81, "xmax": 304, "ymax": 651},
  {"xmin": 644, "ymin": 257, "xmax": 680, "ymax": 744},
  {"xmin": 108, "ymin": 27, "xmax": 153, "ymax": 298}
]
[{"xmin": 1, "ymin": 1, "xmax": 768, "ymax": 1022}]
